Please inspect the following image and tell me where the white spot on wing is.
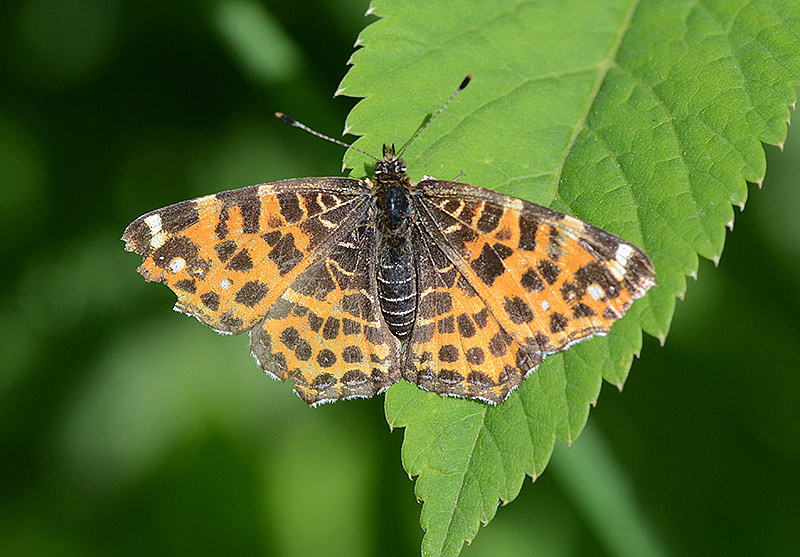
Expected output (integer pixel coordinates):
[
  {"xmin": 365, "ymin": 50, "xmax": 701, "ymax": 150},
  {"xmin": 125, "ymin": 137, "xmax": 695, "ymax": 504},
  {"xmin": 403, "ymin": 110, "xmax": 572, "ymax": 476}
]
[
  {"xmin": 562, "ymin": 215, "xmax": 583, "ymax": 230},
  {"xmin": 219, "ymin": 278, "xmax": 232, "ymax": 290},
  {"xmin": 169, "ymin": 257, "xmax": 186, "ymax": 273},
  {"xmin": 144, "ymin": 214, "xmax": 162, "ymax": 235},
  {"xmin": 541, "ymin": 300, "xmax": 550, "ymax": 311},
  {"xmin": 615, "ymin": 243, "xmax": 634, "ymax": 267},
  {"xmin": 608, "ymin": 263, "xmax": 626, "ymax": 282},
  {"xmin": 588, "ymin": 285, "xmax": 604, "ymax": 300},
  {"xmin": 150, "ymin": 231, "xmax": 166, "ymax": 249}
]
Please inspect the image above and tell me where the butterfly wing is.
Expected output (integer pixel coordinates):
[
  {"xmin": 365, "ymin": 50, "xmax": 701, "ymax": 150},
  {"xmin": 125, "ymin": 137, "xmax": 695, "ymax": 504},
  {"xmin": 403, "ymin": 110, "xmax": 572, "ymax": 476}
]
[
  {"xmin": 406, "ymin": 179, "xmax": 656, "ymax": 403},
  {"xmin": 406, "ymin": 222, "xmax": 541, "ymax": 403},
  {"xmin": 250, "ymin": 219, "xmax": 402, "ymax": 405},
  {"xmin": 122, "ymin": 178, "xmax": 371, "ymax": 335}
]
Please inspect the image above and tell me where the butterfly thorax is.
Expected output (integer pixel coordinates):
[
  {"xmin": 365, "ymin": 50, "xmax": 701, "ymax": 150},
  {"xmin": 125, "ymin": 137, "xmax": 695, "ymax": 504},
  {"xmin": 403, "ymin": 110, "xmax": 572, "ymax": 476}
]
[{"xmin": 374, "ymin": 146, "xmax": 416, "ymax": 339}]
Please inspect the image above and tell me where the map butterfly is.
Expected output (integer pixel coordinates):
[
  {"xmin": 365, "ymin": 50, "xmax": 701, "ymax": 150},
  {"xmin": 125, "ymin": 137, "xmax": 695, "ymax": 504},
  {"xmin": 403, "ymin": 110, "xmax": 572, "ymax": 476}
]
[{"xmin": 123, "ymin": 76, "xmax": 656, "ymax": 406}]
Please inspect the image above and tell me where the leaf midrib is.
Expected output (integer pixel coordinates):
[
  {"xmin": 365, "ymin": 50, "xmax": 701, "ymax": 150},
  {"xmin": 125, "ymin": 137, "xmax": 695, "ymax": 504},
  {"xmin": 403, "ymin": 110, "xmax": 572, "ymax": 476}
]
[{"xmin": 552, "ymin": 0, "xmax": 641, "ymax": 206}]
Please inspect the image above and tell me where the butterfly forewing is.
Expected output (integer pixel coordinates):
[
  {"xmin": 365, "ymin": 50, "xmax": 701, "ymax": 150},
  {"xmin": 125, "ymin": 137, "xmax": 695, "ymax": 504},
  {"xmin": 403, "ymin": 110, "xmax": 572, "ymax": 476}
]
[{"xmin": 122, "ymin": 178, "xmax": 370, "ymax": 334}]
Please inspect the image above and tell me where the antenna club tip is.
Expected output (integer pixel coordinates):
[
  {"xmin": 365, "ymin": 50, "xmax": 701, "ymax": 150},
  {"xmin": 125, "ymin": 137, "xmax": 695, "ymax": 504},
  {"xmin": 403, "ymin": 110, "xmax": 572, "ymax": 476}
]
[
  {"xmin": 275, "ymin": 112, "xmax": 294, "ymax": 125},
  {"xmin": 460, "ymin": 74, "xmax": 473, "ymax": 89}
]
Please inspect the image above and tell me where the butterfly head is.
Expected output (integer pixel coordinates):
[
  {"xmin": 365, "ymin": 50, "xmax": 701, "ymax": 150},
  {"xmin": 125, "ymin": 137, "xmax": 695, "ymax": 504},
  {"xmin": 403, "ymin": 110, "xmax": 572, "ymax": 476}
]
[{"xmin": 374, "ymin": 143, "xmax": 408, "ymax": 182}]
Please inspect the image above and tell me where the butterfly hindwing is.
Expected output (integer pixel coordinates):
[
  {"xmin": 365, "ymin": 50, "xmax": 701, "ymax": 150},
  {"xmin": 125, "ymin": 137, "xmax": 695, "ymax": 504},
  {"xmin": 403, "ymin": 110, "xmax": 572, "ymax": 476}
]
[
  {"xmin": 122, "ymin": 178, "xmax": 370, "ymax": 334},
  {"xmin": 406, "ymin": 223, "xmax": 541, "ymax": 403},
  {"xmin": 250, "ymin": 220, "xmax": 402, "ymax": 405}
]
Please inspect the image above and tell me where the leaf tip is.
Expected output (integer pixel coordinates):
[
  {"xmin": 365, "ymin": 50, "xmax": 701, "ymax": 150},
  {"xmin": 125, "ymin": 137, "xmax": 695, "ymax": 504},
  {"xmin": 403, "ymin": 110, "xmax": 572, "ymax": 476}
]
[
  {"xmin": 657, "ymin": 332, "xmax": 668, "ymax": 347},
  {"xmin": 364, "ymin": 2, "xmax": 376, "ymax": 17},
  {"xmin": 726, "ymin": 218, "xmax": 734, "ymax": 231},
  {"xmin": 711, "ymin": 253, "xmax": 721, "ymax": 267}
]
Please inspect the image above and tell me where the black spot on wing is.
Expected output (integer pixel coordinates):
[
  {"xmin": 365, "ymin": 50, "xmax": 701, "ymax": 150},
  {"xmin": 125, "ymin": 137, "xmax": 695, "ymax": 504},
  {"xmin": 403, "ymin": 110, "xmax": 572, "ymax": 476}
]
[
  {"xmin": 572, "ymin": 303, "xmax": 595, "ymax": 318},
  {"xmin": 277, "ymin": 193, "xmax": 302, "ymax": 223},
  {"xmin": 521, "ymin": 268, "xmax": 544, "ymax": 292},
  {"xmin": 322, "ymin": 317, "xmax": 340, "ymax": 340},
  {"xmin": 342, "ymin": 345, "xmax": 364, "ymax": 363},
  {"xmin": 215, "ymin": 240, "xmax": 238, "ymax": 262},
  {"xmin": 537, "ymin": 259, "xmax": 560, "ymax": 284},
  {"xmin": 517, "ymin": 212, "xmax": 538, "ymax": 251},
  {"xmin": 200, "ymin": 291, "xmax": 220, "ymax": 311},
  {"xmin": 504, "ymin": 296, "xmax": 534, "ymax": 324},
  {"xmin": 466, "ymin": 346, "xmax": 484, "ymax": 365},
  {"xmin": 317, "ymin": 349, "xmax": 337, "ymax": 368},
  {"xmin": 549, "ymin": 312, "xmax": 568, "ymax": 333},
  {"xmin": 438, "ymin": 344, "xmax": 459, "ymax": 363},
  {"xmin": 268, "ymin": 233, "xmax": 304, "ymax": 276},
  {"xmin": 226, "ymin": 249, "xmax": 253, "ymax": 272},
  {"xmin": 456, "ymin": 313, "xmax": 476, "ymax": 338},
  {"xmin": 175, "ymin": 278, "xmax": 196, "ymax": 293},
  {"xmin": 470, "ymin": 243, "xmax": 509, "ymax": 286},
  {"xmin": 262, "ymin": 231, "xmax": 281, "ymax": 246},
  {"xmin": 476, "ymin": 203, "xmax": 503, "ymax": 233},
  {"xmin": 235, "ymin": 280, "xmax": 268, "ymax": 307}
]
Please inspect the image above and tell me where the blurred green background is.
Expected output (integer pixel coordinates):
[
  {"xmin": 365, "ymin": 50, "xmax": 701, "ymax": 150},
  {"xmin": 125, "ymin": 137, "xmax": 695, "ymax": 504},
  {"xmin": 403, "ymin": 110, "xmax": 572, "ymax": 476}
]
[{"xmin": 1, "ymin": 0, "xmax": 799, "ymax": 555}]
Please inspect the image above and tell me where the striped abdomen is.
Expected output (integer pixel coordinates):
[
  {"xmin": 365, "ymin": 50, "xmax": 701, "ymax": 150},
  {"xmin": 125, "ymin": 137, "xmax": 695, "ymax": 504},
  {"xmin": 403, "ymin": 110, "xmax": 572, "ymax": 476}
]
[
  {"xmin": 377, "ymin": 241, "xmax": 416, "ymax": 338},
  {"xmin": 376, "ymin": 183, "xmax": 416, "ymax": 339}
]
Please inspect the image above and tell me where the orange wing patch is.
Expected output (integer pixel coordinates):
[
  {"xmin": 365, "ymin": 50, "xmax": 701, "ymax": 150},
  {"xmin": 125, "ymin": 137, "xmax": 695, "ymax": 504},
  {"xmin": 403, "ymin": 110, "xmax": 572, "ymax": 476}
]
[{"xmin": 122, "ymin": 178, "xmax": 369, "ymax": 335}]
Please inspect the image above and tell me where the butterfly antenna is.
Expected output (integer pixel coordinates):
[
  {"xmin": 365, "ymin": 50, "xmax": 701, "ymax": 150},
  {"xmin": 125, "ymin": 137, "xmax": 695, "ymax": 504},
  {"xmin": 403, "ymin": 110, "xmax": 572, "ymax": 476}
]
[
  {"xmin": 275, "ymin": 112, "xmax": 381, "ymax": 162},
  {"xmin": 398, "ymin": 74, "xmax": 472, "ymax": 158}
]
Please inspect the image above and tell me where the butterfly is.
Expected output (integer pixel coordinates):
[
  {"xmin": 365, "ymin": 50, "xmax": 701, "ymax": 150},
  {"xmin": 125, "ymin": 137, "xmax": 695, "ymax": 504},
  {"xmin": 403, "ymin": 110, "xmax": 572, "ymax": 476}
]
[{"xmin": 122, "ymin": 75, "xmax": 656, "ymax": 406}]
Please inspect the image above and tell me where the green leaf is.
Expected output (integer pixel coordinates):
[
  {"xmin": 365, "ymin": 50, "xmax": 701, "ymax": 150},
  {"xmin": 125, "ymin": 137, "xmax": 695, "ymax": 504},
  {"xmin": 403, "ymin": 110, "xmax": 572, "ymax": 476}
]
[{"xmin": 338, "ymin": 0, "xmax": 800, "ymax": 554}]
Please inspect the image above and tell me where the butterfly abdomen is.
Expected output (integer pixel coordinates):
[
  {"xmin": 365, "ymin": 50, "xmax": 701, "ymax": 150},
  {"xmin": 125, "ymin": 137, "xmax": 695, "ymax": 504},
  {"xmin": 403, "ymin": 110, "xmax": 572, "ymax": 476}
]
[{"xmin": 376, "ymin": 183, "xmax": 416, "ymax": 339}]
